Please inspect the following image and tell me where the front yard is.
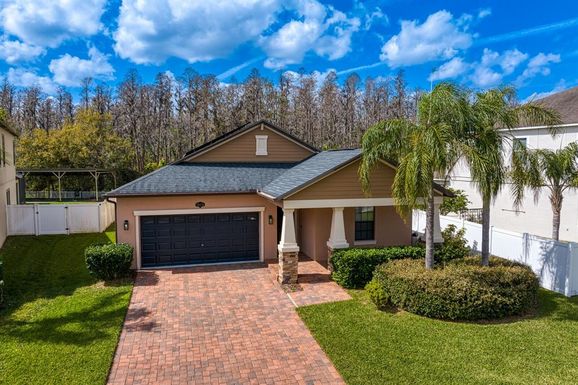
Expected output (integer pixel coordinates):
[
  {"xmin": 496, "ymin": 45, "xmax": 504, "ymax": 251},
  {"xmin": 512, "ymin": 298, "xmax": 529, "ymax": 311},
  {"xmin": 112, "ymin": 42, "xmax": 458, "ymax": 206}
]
[
  {"xmin": 0, "ymin": 226, "xmax": 132, "ymax": 385},
  {"xmin": 298, "ymin": 289, "xmax": 578, "ymax": 385}
]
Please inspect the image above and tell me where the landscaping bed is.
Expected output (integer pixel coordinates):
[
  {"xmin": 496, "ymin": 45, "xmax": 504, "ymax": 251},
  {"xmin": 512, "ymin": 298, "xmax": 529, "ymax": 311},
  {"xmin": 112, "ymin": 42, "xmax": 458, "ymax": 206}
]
[
  {"xmin": 367, "ymin": 256, "xmax": 539, "ymax": 320},
  {"xmin": 0, "ymin": 226, "xmax": 132, "ymax": 385}
]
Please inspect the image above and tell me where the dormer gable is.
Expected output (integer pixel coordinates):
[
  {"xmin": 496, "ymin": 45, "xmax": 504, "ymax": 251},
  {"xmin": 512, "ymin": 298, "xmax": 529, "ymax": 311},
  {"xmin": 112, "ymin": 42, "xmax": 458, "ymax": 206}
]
[{"xmin": 182, "ymin": 120, "xmax": 317, "ymax": 163}]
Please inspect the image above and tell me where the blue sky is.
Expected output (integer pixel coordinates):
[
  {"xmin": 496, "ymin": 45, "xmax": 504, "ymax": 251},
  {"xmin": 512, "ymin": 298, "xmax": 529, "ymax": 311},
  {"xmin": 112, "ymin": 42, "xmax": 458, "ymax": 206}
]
[{"xmin": 0, "ymin": 0, "xmax": 577, "ymax": 100}]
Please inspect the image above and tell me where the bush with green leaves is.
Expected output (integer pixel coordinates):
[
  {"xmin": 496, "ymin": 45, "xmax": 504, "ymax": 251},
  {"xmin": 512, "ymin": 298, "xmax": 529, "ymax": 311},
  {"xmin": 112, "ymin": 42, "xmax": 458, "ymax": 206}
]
[
  {"xmin": 330, "ymin": 246, "xmax": 425, "ymax": 288},
  {"xmin": 85, "ymin": 243, "xmax": 134, "ymax": 281},
  {"xmin": 367, "ymin": 257, "xmax": 539, "ymax": 320},
  {"xmin": 440, "ymin": 188, "xmax": 471, "ymax": 215},
  {"xmin": 435, "ymin": 224, "xmax": 470, "ymax": 265}
]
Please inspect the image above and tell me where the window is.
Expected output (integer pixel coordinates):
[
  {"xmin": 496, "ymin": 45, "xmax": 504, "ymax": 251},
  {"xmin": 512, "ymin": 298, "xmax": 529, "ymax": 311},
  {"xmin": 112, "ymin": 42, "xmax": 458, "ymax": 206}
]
[
  {"xmin": 255, "ymin": 135, "xmax": 268, "ymax": 156},
  {"xmin": 514, "ymin": 137, "xmax": 527, "ymax": 148},
  {"xmin": 6, "ymin": 189, "xmax": 10, "ymax": 205},
  {"xmin": 355, "ymin": 207, "xmax": 375, "ymax": 241}
]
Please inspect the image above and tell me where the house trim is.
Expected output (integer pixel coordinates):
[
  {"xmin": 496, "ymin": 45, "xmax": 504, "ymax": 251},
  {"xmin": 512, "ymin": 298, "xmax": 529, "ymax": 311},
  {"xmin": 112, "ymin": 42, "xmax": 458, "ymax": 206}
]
[
  {"xmin": 283, "ymin": 197, "xmax": 444, "ymax": 209},
  {"xmin": 132, "ymin": 206, "xmax": 266, "ymax": 268}
]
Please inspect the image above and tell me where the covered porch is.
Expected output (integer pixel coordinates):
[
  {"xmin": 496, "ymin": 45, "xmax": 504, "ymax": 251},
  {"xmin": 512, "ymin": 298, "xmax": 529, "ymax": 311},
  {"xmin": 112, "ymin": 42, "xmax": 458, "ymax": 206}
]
[{"xmin": 276, "ymin": 197, "xmax": 444, "ymax": 284}]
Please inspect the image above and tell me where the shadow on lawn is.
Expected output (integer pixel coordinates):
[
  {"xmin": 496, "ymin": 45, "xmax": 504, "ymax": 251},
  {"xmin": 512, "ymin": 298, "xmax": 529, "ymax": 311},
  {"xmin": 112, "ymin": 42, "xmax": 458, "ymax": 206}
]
[
  {"xmin": 0, "ymin": 232, "xmax": 115, "ymax": 309},
  {"xmin": 0, "ymin": 289, "xmax": 128, "ymax": 346}
]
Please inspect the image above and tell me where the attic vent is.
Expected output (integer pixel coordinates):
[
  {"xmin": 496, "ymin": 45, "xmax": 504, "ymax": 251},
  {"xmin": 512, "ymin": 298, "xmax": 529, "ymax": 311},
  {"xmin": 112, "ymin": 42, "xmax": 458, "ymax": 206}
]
[{"xmin": 256, "ymin": 135, "xmax": 268, "ymax": 156}]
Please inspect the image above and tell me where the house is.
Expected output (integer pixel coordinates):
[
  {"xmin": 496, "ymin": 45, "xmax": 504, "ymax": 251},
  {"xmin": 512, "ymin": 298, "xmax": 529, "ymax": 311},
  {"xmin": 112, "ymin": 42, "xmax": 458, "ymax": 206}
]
[
  {"xmin": 448, "ymin": 86, "xmax": 578, "ymax": 241},
  {"xmin": 0, "ymin": 119, "xmax": 18, "ymax": 247},
  {"xmin": 107, "ymin": 120, "xmax": 448, "ymax": 283}
]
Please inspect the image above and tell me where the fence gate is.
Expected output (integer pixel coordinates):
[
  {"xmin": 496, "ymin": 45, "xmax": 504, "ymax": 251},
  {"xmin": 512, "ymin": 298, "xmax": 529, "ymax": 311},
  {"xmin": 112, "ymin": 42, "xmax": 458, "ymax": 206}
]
[
  {"xmin": 36, "ymin": 205, "xmax": 68, "ymax": 234},
  {"xmin": 7, "ymin": 202, "xmax": 115, "ymax": 236}
]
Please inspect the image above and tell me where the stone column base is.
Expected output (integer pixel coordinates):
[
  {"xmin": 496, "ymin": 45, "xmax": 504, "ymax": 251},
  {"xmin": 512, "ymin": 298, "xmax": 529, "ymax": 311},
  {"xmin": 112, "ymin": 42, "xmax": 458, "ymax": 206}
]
[
  {"xmin": 278, "ymin": 250, "xmax": 299, "ymax": 284},
  {"xmin": 327, "ymin": 247, "xmax": 335, "ymax": 273}
]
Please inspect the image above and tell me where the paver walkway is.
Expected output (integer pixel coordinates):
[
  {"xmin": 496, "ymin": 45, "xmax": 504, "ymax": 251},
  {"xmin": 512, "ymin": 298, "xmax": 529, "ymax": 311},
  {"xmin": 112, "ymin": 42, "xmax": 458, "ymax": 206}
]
[{"xmin": 108, "ymin": 263, "xmax": 346, "ymax": 385}]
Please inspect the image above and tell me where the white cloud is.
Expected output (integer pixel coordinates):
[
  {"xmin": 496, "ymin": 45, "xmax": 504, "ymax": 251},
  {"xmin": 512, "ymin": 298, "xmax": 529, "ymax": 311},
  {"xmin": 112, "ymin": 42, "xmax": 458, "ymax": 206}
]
[
  {"xmin": 1, "ymin": 0, "xmax": 106, "ymax": 48},
  {"xmin": 516, "ymin": 52, "xmax": 561, "ymax": 85},
  {"xmin": 261, "ymin": 1, "xmax": 360, "ymax": 69},
  {"xmin": 428, "ymin": 57, "xmax": 469, "ymax": 81},
  {"xmin": 478, "ymin": 8, "xmax": 492, "ymax": 19},
  {"xmin": 380, "ymin": 10, "xmax": 473, "ymax": 67},
  {"xmin": 217, "ymin": 56, "xmax": 265, "ymax": 80},
  {"xmin": 6, "ymin": 68, "xmax": 57, "ymax": 94},
  {"xmin": 114, "ymin": 0, "xmax": 280, "ymax": 64},
  {"xmin": 470, "ymin": 48, "xmax": 528, "ymax": 87},
  {"xmin": 0, "ymin": 38, "xmax": 44, "ymax": 63},
  {"xmin": 49, "ymin": 47, "xmax": 114, "ymax": 87},
  {"xmin": 522, "ymin": 79, "xmax": 567, "ymax": 103}
]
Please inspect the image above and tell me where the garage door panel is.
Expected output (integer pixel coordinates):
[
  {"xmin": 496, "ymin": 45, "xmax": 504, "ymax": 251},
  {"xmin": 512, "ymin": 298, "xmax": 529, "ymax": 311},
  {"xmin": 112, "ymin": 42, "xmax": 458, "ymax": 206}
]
[{"xmin": 140, "ymin": 212, "xmax": 260, "ymax": 267}]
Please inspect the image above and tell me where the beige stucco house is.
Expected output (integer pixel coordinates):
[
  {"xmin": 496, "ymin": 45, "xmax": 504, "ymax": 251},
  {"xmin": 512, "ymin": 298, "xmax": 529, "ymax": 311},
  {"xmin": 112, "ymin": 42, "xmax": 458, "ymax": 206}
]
[
  {"xmin": 108, "ymin": 120, "xmax": 448, "ymax": 283},
  {"xmin": 0, "ymin": 120, "xmax": 18, "ymax": 247}
]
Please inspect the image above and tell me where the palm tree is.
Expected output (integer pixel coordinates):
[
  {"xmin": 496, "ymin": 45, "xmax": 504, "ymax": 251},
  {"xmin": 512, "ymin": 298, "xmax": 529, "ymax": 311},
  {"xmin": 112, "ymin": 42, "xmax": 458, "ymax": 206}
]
[
  {"xmin": 360, "ymin": 83, "xmax": 470, "ymax": 269},
  {"xmin": 510, "ymin": 142, "xmax": 578, "ymax": 241},
  {"xmin": 460, "ymin": 87, "xmax": 560, "ymax": 265}
]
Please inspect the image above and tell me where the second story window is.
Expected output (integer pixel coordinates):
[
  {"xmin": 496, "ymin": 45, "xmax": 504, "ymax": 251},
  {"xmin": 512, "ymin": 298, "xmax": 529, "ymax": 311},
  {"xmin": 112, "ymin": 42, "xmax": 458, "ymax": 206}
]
[
  {"xmin": 256, "ymin": 135, "xmax": 268, "ymax": 156},
  {"xmin": 514, "ymin": 137, "xmax": 527, "ymax": 148}
]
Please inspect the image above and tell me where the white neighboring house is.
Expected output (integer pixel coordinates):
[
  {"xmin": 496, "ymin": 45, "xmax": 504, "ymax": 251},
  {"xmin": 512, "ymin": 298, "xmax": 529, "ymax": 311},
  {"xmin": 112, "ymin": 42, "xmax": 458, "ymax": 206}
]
[
  {"xmin": 0, "ymin": 119, "xmax": 18, "ymax": 247},
  {"xmin": 448, "ymin": 86, "xmax": 578, "ymax": 242}
]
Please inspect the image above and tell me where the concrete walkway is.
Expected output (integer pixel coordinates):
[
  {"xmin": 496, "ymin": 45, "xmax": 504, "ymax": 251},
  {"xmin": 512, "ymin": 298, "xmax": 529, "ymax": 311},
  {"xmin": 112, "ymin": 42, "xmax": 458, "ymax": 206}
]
[{"xmin": 108, "ymin": 263, "xmax": 347, "ymax": 385}]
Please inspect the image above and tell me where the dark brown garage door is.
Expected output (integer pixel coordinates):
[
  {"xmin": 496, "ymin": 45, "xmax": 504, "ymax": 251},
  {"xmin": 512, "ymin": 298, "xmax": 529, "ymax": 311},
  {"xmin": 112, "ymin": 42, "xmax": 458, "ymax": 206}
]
[{"xmin": 140, "ymin": 212, "xmax": 260, "ymax": 267}]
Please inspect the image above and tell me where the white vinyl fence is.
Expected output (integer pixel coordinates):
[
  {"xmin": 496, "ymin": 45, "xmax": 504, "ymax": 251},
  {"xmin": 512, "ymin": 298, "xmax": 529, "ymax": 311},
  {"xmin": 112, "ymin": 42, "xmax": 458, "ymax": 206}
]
[
  {"xmin": 412, "ymin": 210, "xmax": 578, "ymax": 297},
  {"xmin": 7, "ymin": 201, "xmax": 115, "ymax": 236},
  {"xmin": 26, "ymin": 190, "xmax": 108, "ymax": 200}
]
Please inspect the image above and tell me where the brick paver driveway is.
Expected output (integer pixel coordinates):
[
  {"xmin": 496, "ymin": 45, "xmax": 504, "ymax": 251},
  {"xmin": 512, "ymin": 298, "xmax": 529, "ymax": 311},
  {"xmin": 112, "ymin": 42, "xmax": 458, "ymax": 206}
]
[{"xmin": 108, "ymin": 263, "xmax": 345, "ymax": 385}]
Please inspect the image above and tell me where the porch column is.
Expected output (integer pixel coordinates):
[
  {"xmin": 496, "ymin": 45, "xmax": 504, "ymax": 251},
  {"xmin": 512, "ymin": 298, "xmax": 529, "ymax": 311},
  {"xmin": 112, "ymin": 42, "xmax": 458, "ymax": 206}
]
[
  {"xmin": 327, "ymin": 207, "xmax": 349, "ymax": 269},
  {"xmin": 278, "ymin": 208, "xmax": 299, "ymax": 284},
  {"xmin": 433, "ymin": 201, "xmax": 443, "ymax": 243}
]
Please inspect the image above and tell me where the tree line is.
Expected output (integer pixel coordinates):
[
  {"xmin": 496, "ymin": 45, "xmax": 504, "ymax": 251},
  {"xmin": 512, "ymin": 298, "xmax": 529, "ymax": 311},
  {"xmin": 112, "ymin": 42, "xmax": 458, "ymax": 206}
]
[{"xmin": 0, "ymin": 68, "xmax": 419, "ymax": 173}]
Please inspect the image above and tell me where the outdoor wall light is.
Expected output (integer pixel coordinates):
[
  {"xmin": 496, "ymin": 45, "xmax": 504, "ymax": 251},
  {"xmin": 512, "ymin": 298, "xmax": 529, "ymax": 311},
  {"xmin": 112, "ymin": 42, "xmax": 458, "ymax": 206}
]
[
  {"xmin": 123, "ymin": 220, "xmax": 129, "ymax": 231},
  {"xmin": 268, "ymin": 215, "xmax": 274, "ymax": 225}
]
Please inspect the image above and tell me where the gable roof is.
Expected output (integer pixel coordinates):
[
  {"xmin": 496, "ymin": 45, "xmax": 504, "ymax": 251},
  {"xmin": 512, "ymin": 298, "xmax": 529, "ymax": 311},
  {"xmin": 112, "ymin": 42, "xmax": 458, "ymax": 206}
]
[
  {"xmin": 108, "ymin": 149, "xmax": 453, "ymax": 198},
  {"xmin": 106, "ymin": 162, "xmax": 296, "ymax": 197},
  {"xmin": 261, "ymin": 149, "xmax": 361, "ymax": 199},
  {"xmin": 179, "ymin": 120, "xmax": 318, "ymax": 162},
  {"xmin": 534, "ymin": 86, "xmax": 578, "ymax": 125}
]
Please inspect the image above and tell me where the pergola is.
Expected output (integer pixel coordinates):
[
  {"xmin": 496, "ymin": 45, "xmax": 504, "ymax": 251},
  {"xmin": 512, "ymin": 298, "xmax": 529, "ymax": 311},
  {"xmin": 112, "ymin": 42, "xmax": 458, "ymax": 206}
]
[{"xmin": 18, "ymin": 168, "xmax": 116, "ymax": 201}]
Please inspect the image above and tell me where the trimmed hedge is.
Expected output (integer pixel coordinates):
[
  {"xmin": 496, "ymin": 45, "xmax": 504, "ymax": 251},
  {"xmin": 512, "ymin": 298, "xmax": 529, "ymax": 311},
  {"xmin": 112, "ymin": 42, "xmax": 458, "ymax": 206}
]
[
  {"xmin": 368, "ymin": 256, "xmax": 539, "ymax": 320},
  {"xmin": 331, "ymin": 246, "xmax": 424, "ymax": 288},
  {"xmin": 85, "ymin": 243, "xmax": 134, "ymax": 281}
]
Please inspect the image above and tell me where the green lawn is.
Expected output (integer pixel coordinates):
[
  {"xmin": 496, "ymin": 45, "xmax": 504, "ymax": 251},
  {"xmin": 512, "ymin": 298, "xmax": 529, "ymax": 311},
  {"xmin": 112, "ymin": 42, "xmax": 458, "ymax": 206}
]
[
  {"xmin": 298, "ymin": 289, "xmax": 578, "ymax": 385},
  {"xmin": 0, "ymin": 225, "xmax": 132, "ymax": 385}
]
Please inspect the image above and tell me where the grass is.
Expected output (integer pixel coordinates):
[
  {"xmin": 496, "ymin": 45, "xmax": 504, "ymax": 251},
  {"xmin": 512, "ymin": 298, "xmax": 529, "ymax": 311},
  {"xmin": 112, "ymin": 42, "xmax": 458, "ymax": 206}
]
[
  {"xmin": 0, "ymin": 224, "xmax": 132, "ymax": 385},
  {"xmin": 298, "ymin": 289, "xmax": 578, "ymax": 385}
]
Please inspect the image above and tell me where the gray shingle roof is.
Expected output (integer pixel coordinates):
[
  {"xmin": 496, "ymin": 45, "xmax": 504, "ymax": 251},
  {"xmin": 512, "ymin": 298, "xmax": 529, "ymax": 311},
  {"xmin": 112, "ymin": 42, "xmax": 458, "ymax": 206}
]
[
  {"xmin": 107, "ymin": 163, "xmax": 296, "ymax": 196},
  {"xmin": 535, "ymin": 86, "xmax": 578, "ymax": 124},
  {"xmin": 261, "ymin": 149, "xmax": 361, "ymax": 199}
]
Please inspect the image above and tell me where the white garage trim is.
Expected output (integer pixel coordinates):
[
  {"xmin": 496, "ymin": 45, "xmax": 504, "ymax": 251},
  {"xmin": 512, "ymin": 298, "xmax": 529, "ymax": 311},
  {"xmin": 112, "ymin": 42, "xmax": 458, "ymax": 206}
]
[
  {"xmin": 133, "ymin": 207, "xmax": 266, "ymax": 269},
  {"xmin": 134, "ymin": 207, "xmax": 265, "ymax": 216}
]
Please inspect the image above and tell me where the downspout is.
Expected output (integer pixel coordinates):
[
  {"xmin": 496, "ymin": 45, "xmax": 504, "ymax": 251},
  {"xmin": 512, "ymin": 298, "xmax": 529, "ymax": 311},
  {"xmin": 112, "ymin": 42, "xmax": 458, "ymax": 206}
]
[{"xmin": 105, "ymin": 196, "xmax": 118, "ymax": 244}]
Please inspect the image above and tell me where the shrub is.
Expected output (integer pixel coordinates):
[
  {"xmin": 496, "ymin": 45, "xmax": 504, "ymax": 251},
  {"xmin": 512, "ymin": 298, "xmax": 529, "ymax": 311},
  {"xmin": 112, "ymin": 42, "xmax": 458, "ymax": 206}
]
[
  {"xmin": 368, "ymin": 256, "xmax": 539, "ymax": 320},
  {"xmin": 331, "ymin": 246, "xmax": 425, "ymax": 288},
  {"xmin": 85, "ymin": 243, "xmax": 134, "ymax": 281},
  {"xmin": 435, "ymin": 224, "xmax": 470, "ymax": 265}
]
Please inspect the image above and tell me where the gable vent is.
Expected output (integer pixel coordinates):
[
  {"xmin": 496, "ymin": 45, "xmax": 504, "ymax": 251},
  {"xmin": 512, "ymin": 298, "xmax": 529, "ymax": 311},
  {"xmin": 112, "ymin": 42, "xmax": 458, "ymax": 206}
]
[{"xmin": 256, "ymin": 135, "xmax": 268, "ymax": 156}]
